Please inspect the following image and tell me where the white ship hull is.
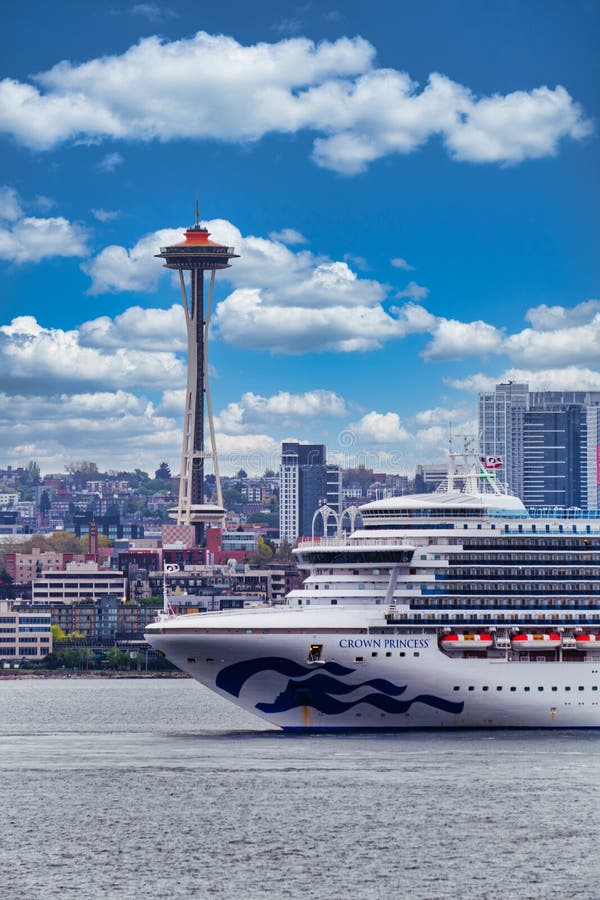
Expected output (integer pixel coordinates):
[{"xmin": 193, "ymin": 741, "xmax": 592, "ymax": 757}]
[{"xmin": 146, "ymin": 608, "xmax": 600, "ymax": 730}]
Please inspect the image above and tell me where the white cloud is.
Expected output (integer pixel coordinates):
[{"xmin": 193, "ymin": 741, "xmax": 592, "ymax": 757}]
[
  {"xmin": 525, "ymin": 300, "xmax": 600, "ymax": 331},
  {"xmin": 92, "ymin": 208, "xmax": 120, "ymax": 222},
  {"xmin": 0, "ymin": 185, "xmax": 22, "ymax": 221},
  {"xmin": 131, "ymin": 3, "xmax": 177, "ymax": 22},
  {"xmin": 348, "ymin": 411, "xmax": 410, "ymax": 444},
  {"xmin": 445, "ymin": 372, "xmax": 498, "ymax": 393},
  {"xmin": 0, "ymin": 389, "xmax": 181, "ymax": 474},
  {"xmin": 79, "ymin": 304, "xmax": 185, "ymax": 351},
  {"xmin": 0, "ymin": 214, "xmax": 88, "ymax": 264},
  {"xmin": 424, "ymin": 318, "xmax": 504, "ymax": 361},
  {"xmin": 97, "ymin": 152, "xmax": 124, "ymax": 172},
  {"xmin": 504, "ymin": 302, "xmax": 600, "ymax": 368},
  {"xmin": 214, "ymin": 290, "xmax": 409, "ymax": 353},
  {"xmin": 390, "ymin": 257, "xmax": 413, "ymax": 271},
  {"xmin": 268, "ymin": 228, "xmax": 307, "ymax": 245},
  {"xmin": 214, "ymin": 389, "xmax": 347, "ymax": 434},
  {"xmin": 444, "ymin": 84, "xmax": 592, "ymax": 164},
  {"xmin": 213, "ymin": 433, "xmax": 281, "ymax": 475},
  {"xmin": 449, "ymin": 367, "xmax": 600, "ymax": 394},
  {"xmin": 414, "ymin": 406, "xmax": 466, "ymax": 425},
  {"xmin": 0, "ymin": 32, "xmax": 589, "ymax": 172},
  {"xmin": 395, "ymin": 280, "xmax": 429, "ymax": 301},
  {"xmin": 35, "ymin": 195, "xmax": 56, "ymax": 211},
  {"xmin": 0, "ymin": 315, "xmax": 185, "ymax": 393},
  {"xmin": 82, "ymin": 227, "xmax": 182, "ymax": 293},
  {"xmin": 85, "ymin": 220, "xmax": 437, "ymax": 354}
]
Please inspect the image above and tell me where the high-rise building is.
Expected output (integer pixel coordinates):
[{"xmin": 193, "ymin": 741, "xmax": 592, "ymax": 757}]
[
  {"xmin": 156, "ymin": 211, "xmax": 238, "ymax": 545},
  {"xmin": 479, "ymin": 383, "xmax": 600, "ymax": 508},
  {"xmin": 279, "ymin": 442, "xmax": 341, "ymax": 542}
]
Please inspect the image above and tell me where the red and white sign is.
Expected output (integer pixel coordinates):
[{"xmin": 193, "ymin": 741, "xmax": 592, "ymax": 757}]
[{"xmin": 481, "ymin": 455, "xmax": 503, "ymax": 469}]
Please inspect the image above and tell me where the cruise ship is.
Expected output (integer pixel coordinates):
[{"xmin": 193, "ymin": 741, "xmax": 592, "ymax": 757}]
[{"xmin": 145, "ymin": 446, "xmax": 600, "ymax": 730}]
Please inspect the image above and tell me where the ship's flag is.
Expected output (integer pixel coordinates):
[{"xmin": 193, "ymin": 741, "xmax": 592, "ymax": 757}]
[
  {"xmin": 481, "ymin": 455, "xmax": 503, "ymax": 469},
  {"xmin": 164, "ymin": 562, "xmax": 180, "ymax": 572}
]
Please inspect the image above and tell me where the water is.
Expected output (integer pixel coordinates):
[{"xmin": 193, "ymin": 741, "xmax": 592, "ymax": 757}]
[{"xmin": 0, "ymin": 678, "xmax": 599, "ymax": 900}]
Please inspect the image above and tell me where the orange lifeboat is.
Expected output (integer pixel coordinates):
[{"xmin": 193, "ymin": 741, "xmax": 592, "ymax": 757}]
[
  {"xmin": 574, "ymin": 634, "xmax": 600, "ymax": 650},
  {"xmin": 441, "ymin": 633, "xmax": 493, "ymax": 650},
  {"xmin": 511, "ymin": 632, "xmax": 561, "ymax": 650}
]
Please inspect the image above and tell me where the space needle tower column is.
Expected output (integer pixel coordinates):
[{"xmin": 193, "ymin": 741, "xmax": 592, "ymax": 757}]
[{"xmin": 156, "ymin": 210, "xmax": 239, "ymax": 546}]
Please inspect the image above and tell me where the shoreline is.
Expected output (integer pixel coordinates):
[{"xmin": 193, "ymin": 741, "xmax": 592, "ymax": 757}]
[{"xmin": 0, "ymin": 671, "xmax": 190, "ymax": 680}]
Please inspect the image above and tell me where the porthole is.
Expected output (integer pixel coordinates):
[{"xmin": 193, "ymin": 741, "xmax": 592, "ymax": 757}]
[{"xmin": 453, "ymin": 686, "xmax": 460, "ymax": 691}]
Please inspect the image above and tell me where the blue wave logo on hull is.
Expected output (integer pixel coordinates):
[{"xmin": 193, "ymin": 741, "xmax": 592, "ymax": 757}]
[
  {"xmin": 216, "ymin": 657, "xmax": 464, "ymax": 717},
  {"xmin": 216, "ymin": 657, "xmax": 354, "ymax": 697}
]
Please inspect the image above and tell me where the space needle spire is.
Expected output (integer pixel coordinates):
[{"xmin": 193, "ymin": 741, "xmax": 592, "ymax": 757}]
[{"xmin": 156, "ymin": 209, "xmax": 239, "ymax": 545}]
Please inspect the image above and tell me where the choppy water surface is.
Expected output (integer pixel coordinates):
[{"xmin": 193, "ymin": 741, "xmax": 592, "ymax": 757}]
[{"xmin": 0, "ymin": 679, "xmax": 598, "ymax": 900}]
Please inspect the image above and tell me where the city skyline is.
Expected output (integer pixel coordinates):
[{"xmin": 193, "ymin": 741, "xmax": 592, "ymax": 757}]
[{"xmin": 0, "ymin": 1, "xmax": 598, "ymax": 476}]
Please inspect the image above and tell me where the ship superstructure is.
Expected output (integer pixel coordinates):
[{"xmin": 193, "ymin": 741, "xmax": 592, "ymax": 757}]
[{"xmin": 145, "ymin": 446, "xmax": 600, "ymax": 729}]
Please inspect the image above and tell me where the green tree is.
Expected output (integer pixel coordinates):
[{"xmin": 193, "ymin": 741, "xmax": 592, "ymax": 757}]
[
  {"xmin": 47, "ymin": 531, "xmax": 87, "ymax": 554},
  {"xmin": 275, "ymin": 539, "xmax": 295, "ymax": 562},
  {"xmin": 155, "ymin": 462, "xmax": 172, "ymax": 481},
  {"xmin": 106, "ymin": 647, "xmax": 130, "ymax": 669},
  {"xmin": 51, "ymin": 624, "xmax": 66, "ymax": 642},
  {"xmin": 66, "ymin": 461, "xmax": 100, "ymax": 488},
  {"xmin": 249, "ymin": 537, "xmax": 275, "ymax": 564}
]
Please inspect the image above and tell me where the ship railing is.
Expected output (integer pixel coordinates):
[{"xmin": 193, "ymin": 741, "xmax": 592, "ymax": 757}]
[{"xmin": 296, "ymin": 536, "xmax": 413, "ymax": 549}]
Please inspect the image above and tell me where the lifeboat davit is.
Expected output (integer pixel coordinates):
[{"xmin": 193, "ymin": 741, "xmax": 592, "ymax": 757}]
[
  {"xmin": 441, "ymin": 633, "xmax": 493, "ymax": 650},
  {"xmin": 511, "ymin": 632, "xmax": 561, "ymax": 650},
  {"xmin": 574, "ymin": 634, "xmax": 600, "ymax": 650}
]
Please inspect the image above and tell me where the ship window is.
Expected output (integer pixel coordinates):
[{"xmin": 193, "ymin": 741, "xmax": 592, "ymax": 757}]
[
  {"xmin": 524, "ymin": 687, "xmax": 531, "ymax": 692},
  {"xmin": 186, "ymin": 657, "xmax": 196, "ymax": 663},
  {"xmin": 482, "ymin": 686, "xmax": 489, "ymax": 692},
  {"xmin": 355, "ymin": 656, "xmax": 364, "ymax": 662},
  {"xmin": 538, "ymin": 686, "xmax": 544, "ymax": 692},
  {"xmin": 496, "ymin": 686, "xmax": 502, "ymax": 691},
  {"xmin": 413, "ymin": 651, "xmax": 420, "ymax": 657},
  {"xmin": 468, "ymin": 686, "xmax": 475, "ymax": 691},
  {"xmin": 385, "ymin": 652, "xmax": 392, "ymax": 658},
  {"xmin": 331, "ymin": 599, "xmax": 338, "ymax": 605},
  {"xmin": 308, "ymin": 644, "xmax": 322, "ymax": 662},
  {"xmin": 371, "ymin": 652, "xmax": 378, "ymax": 657},
  {"xmin": 453, "ymin": 686, "xmax": 460, "ymax": 691},
  {"xmin": 592, "ymin": 686, "xmax": 598, "ymax": 691},
  {"xmin": 578, "ymin": 686, "xmax": 585, "ymax": 691},
  {"xmin": 565, "ymin": 686, "xmax": 571, "ymax": 691},
  {"xmin": 205, "ymin": 658, "xmax": 214, "ymax": 663},
  {"xmin": 552, "ymin": 686, "xmax": 558, "ymax": 691},
  {"xmin": 399, "ymin": 651, "xmax": 406, "ymax": 657},
  {"xmin": 510, "ymin": 687, "xmax": 516, "ymax": 692}
]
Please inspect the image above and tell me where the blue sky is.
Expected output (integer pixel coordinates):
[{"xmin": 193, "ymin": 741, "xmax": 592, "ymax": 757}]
[{"xmin": 0, "ymin": 0, "xmax": 598, "ymax": 475}]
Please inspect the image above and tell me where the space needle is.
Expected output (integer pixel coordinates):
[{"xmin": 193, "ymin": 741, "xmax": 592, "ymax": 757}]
[{"xmin": 156, "ymin": 207, "xmax": 239, "ymax": 546}]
